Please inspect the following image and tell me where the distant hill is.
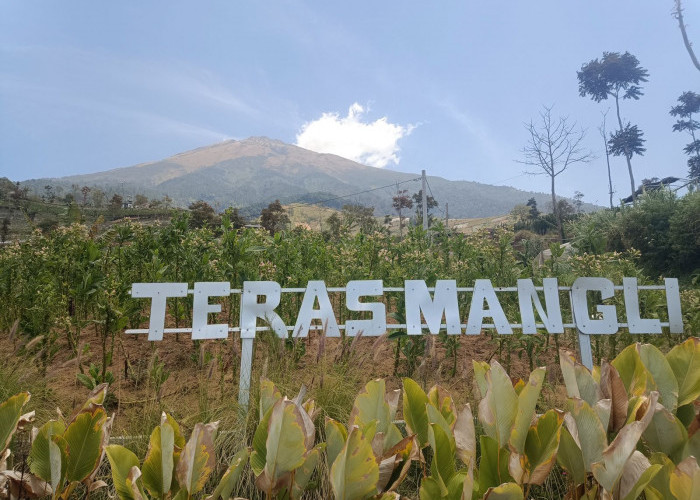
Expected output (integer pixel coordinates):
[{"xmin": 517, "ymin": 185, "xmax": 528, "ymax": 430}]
[{"xmin": 20, "ymin": 137, "xmax": 594, "ymax": 218}]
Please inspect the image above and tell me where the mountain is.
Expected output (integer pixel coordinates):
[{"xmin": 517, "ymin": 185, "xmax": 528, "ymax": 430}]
[{"xmin": 21, "ymin": 137, "xmax": 590, "ymax": 218}]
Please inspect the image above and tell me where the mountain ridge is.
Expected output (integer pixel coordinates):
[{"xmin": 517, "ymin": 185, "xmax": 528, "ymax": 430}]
[{"xmin": 20, "ymin": 137, "xmax": 593, "ymax": 218}]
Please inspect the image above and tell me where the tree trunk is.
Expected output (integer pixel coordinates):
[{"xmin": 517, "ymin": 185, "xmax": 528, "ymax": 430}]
[
  {"xmin": 551, "ymin": 175, "xmax": 562, "ymax": 241},
  {"xmin": 600, "ymin": 114, "xmax": 615, "ymax": 208},
  {"xmin": 675, "ymin": 0, "xmax": 700, "ymax": 72},
  {"xmin": 614, "ymin": 94, "xmax": 636, "ymax": 201}
]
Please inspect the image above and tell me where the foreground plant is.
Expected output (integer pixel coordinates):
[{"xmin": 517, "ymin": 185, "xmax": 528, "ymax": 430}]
[
  {"xmin": 1, "ymin": 338, "xmax": 699, "ymax": 499},
  {"xmin": 325, "ymin": 378, "xmax": 419, "ymax": 500},
  {"xmin": 1, "ymin": 384, "xmax": 112, "ymax": 500},
  {"xmin": 249, "ymin": 379, "xmax": 322, "ymax": 499},
  {"xmin": 106, "ymin": 413, "xmax": 246, "ymax": 500},
  {"xmin": 557, "ymin": 338, "xmax": 700, "ymax": 499}
]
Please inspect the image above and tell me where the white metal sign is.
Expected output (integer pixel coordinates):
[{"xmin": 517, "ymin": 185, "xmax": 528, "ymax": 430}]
[{"xmin": 126, "ymin": 277, "xmax": 684, "ymax": 405}]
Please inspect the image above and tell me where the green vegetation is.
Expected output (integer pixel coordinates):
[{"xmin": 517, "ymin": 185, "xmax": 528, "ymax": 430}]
[
  {"xmin": 568, "ymin": 190, "xmax": 699, "ymax": 279},
  {"xmin": 2, "ymin": 340, "xmax": 699, "ymax": 498},
  {"xmin": 0, "ymin": 174, "xmax": 698, "ymax": 498}
]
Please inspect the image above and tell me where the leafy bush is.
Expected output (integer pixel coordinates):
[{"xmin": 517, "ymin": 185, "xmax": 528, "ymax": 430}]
[{"xmin": 569, "ymin": 190, "xmax": 700, "ymax": 278}]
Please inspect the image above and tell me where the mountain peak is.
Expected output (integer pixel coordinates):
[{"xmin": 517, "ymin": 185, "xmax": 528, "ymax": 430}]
[{"xmin": 21, "ymin": 137, "xmax": 571, "ymax": 218}]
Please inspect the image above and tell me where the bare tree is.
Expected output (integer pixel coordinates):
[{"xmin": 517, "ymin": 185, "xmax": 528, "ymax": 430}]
[
  {"xmin": 673, "ymin": 0, "xmax": 700, "ymax": 72},
  {"xmin": 519, "ymin": 105, "xmax": 594, "ymax": 239}
]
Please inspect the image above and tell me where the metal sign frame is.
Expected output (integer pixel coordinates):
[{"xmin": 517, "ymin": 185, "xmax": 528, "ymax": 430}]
[{"xmin": 126, "ymin": 277, "xmax": 683, "ymax": 405}]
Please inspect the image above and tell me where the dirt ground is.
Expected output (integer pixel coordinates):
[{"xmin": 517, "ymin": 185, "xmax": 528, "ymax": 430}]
[{"xmin": 1, "ymin": 319, "xmax": 577, "ymax": 438}]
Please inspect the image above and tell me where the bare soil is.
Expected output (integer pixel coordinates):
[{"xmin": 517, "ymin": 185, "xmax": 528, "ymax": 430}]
[{"xmin": 1, "ymin": 322, "xmax": 575, "ymax": 437}]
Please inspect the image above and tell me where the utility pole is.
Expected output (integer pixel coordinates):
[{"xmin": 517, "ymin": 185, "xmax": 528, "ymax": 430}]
[
  {"xmin": 421, "ymin": 169, "xmax": 428, "ymax": 231},
  {"xmin": 396, "ymin": 182, "xmax": 403, "ymax": 239}
]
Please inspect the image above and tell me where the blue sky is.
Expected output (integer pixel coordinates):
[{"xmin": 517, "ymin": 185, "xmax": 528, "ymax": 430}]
[{"xmin": 1, "ymin": 1, "xmax": 698, "ymax": 206}]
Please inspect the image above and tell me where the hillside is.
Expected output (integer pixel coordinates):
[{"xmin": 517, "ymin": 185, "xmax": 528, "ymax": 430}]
[{"xmin": 21, "ymin": 137, "xmax": 593, "ymax": 218}]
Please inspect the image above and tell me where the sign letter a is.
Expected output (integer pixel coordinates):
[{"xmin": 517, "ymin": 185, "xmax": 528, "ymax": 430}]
[
  {"xmin": 293, "ymin": 281, "xmax": 340, "ymax": 337},
  {"xmin": 466, "ymin": 279, "xmax": 512, "ymax": 335}
]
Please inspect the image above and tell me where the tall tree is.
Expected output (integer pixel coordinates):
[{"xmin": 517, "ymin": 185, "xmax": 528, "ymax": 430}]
[
  {"xmin": 519, "ymin": 105, "xmax": 593, "ymax": 240},
  {"xmin": 578, "ymin": 51, "xmax": 649, "ymax": 201},
  {"xmin": 188, "ymin": 200, "xmax": 218, "ymax": 228},
  {"xmin": 671, "ymin": 91, "xmax": 700, "ymax": 184},
  {"xmin": 411, "ymin": 190, "xmax": 438, "ymax": 228},
  {"xmin": 341, "ymin": 203, "xmax": 377, "ymax": 234},
  {"xmin": 392, "ymin": 188, "xmax": 412, "ymax": 238},
  {"xmin": 673, "ymin": 0, "xmax": 700, "ymax": 72},
  {"xmin": 109, "ymin": 193, "xmax": 123, "ymax": 209},
  {"xmin": 80, "ymin": 185, "xmax": 91, "ymax": 206},
  {"xmin": 260, "ymin": 199, "xmax": 289, "ymax": 235}
]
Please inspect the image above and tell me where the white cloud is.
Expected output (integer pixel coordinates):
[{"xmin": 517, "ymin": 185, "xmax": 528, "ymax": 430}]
[{"xmin": 296, "ymin": 103, "xmax": 413, "ymax": 168}]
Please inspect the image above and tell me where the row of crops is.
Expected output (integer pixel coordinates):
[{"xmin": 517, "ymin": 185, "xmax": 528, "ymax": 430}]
[{"xmin": 0, "ymin": 212, "xmax": 697, "ymax": 380}]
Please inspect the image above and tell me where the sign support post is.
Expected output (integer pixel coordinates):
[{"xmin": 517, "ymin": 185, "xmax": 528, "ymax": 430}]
[
  {"xmin": 238, "ymin": 337, "xmax": 254, "ymax": 408},
  {"xmin": 569, "ymin": 289, "xmax": 594, "ymax": 370}
]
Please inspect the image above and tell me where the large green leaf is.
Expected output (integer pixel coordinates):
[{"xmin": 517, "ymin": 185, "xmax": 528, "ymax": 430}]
[
  {"xmin": 427, "ymin": 385, "xmax": 457, "ymax": 427},
  {"xmin": 162, "ymin": 413, "xmax": 185, "ymax": 494},
  {"xmin": 509, "ymin": 367, "xmax": 545, "ymax": 455},
  {"xmin": 105, "ymin": 445, "xmax": 140, "ymax": 500},
  {"xmin": 75, "ymin": 383, "xmax": 108, "ymax": 416},
  {"xmin": 63, "ymin": 407, "xmax": 108, "ymax": 483},
  {"xmin": 28, "ymin": 420, "xmax": 66, "ymax": 492},
  {"xmin": 556, "ymin": 425, "xmax": 586, "ymax": 485},
  {"xmin": 511, "ymin": 409, "xmax": 564, "ymax": 486},
  {"xmin": 141, "ymin": 421, "xmax": 175, "ymax": 498},
  {"xmin": 683, "ymin": 430, "xmax": 700, "ymax": 463},
  {"xmin": 565, "ymin": 398, "xmax": 607, "ymax": 472},
  {"xmin": 560, "ymin": 349, "xmax": 600, "ymax": 406},
  {"xmin": 428, "ymin": 423, "xmax": 457, "ymax": 495},
  {"xmin": 256, "ymin": 400, "xmax": 307, "ymax": 495},
  {"xmin": 478, "ymin": 435, "xmax": 512, "ymax": 496},
  {"xmin": 325, "ymin": 417, "xmax": 348, "ymax": 468},
  {"xmin": 206, "ymin": 447, "xmax": 248, "ymax": 500},
  {"xmin": 291, "ymin": 444, "xmax": 323, "ymax": 499},
  {"xmin": 126, "ymin": 465, "xmax": 147, "ymax": 500},
  {"xmin": 418, "ymin": 477, "xmax": 443, "ymax": 500},
  {"xmin": 426, "ymin": 404, "xmax": 456, "ymax": 456},
  {"xmin": 669, "ymin": 456, "xmax": 700, "ymax": 500},
  {"xmin": 0, "ymin": 392, "xmax": 30, "ymax": 453},
  {"xmin": 483, "ymin": 482, "xmax": 524, "ymax": 499},
  {"xmin": 250, "ymin": 404, "xmax": 273, "ymax": 476},
  {"xmin": 349, "ymin": 379, "xmax": 392, "ymax": 435},
  {"xmin": 646, "ymin": 452, "xmax": 676, "ymax": 500},
  {"xmin": 472, "ymin": 360, "xmax": 490, "ymax": 399},
  {"xmin": 175, "ymin": 421, "xmax": 219, "ymax": 496},
  {"xmin": 666, "ymin": 338, "xmax": 700, "ymax": 407},
  {"xmin": 612, "ymin": 343, "xmax": 651, "ymax": 398},
  {"xmin": 330, "ymin": 426, "xmax": 379, "ymax": 500},
  {"xmin": 642, "ymin": 405, "xmax": 688, "ymax": 463},
  {"xmin": 639, "ymin": 343, "xmax": 679, "ymax": 411},
  {"xmin": 478, "ymin": 361, "xmax": 518, "ymax": 449},
  {"xmin": 618, "ymin": 451, "xmax": 661, "ymax": 500},
  {"xmin": 259, "ymin": 378, "xmax": 282, "ymax": 421},
  {"xmin": 402, "ymin": 378, "xmax": 430, "ymax": 447}
]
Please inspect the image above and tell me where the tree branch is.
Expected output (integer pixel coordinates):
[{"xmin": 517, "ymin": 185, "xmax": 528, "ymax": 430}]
[{"xmin": 674, "ymin": 0, "xmax": 700, "ymax": 72}]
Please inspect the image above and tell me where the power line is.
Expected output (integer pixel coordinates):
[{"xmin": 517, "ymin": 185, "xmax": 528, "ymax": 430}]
[{"xmin": 424, "ymin": 176, "xmax": 447, "ymax": 217}]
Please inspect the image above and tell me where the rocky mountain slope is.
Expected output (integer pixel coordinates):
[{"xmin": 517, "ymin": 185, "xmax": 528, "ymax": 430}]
[{"xmin": 22, "ymin": 137, "xmax": 589, "ymax": 217}]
